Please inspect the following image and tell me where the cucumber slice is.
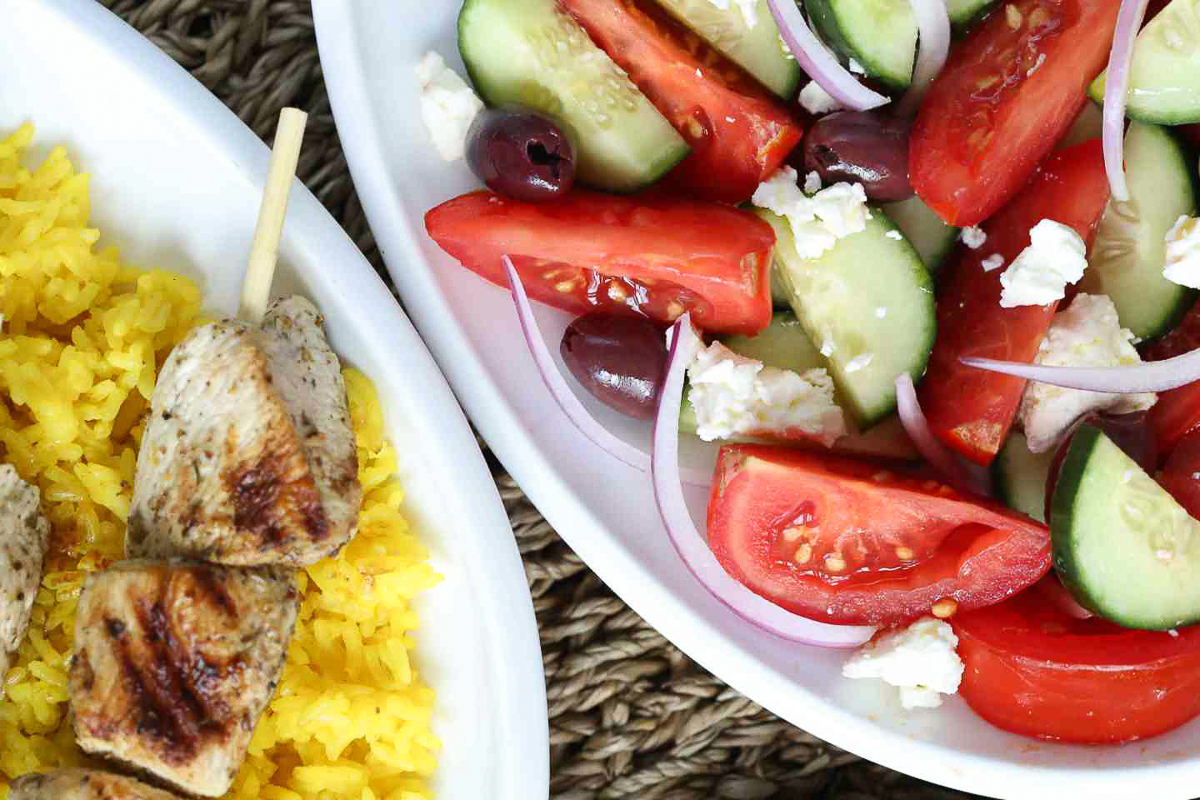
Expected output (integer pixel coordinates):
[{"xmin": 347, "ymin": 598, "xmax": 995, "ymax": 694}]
[
  {"xmin": 721, "ymin": 310, "xmax": 824, "ymax": 374},
  {"xmin": 1052, "ymin": 424, "xmax": 1200, "ymax": 630},
  {"xmin": 807, "ymin": 0, "xmax": 997, "ymax": 91},
  {"xmin": 458, "ymin": 0, "xmax": 690, "ymax": 193},
  {"xmin": 1077, "ymin": 122, "xmax": 1198, "ymax": 340},
  {"xmin": 649, "ymin": 0, "xmax": 802, "ymax": 98},
  {"xmin": 680, "ymin": 311, "xmax": 919, "ymax": 458},
  {"xmin": 993, "ymin": 432, "xmax": 1053, "ymax": 523},
  {"xmin": 1088, "ymin": 0, "xmax": 1200, "ymax": 125},
  {"xmin": 758, "ymin": 208, "xmax": 936, "ymax": 426},
  {"xmin": 881, "ymin": 195, "xmax": 959, "ymax": 273}
]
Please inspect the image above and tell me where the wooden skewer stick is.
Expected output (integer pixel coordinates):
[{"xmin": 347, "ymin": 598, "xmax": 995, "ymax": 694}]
[{"xmin": 239, "ymin": 107, "xmax": 308, "ymax": 324}]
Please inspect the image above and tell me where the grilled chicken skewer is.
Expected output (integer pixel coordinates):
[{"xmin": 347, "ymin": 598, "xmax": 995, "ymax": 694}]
[
  {"xmin": 68, "ymin": 559, "xmax": 297, "ymax": 798},
  {"xmin": 127, "ymin": 296, "xmax": 359, "ymax": 565},
  {"xmin": 126, "ymin": 108, "xmax": 361, "ymax": 567},
  {"xmin": 0, "ymin": 464, "xmax": 50, "ymax": 697},
  {"xmin": 10, "ymin": 769, "xmax": 183, "ymax": 800}
]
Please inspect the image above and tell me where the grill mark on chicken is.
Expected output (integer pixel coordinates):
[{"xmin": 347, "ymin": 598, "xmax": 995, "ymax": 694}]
[
  {"xmin": 70, "ymin": 560, "xmax": 297, "ymax": 796},
  {"xmin": 103, "ymin": 599, "xmax": 224, "ymax": 765}
]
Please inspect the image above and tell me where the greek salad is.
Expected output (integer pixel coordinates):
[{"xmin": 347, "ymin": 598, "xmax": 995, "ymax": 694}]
[{"xmin": 419, "ymin": 0, "xmax": 1200, "ymax": 743}]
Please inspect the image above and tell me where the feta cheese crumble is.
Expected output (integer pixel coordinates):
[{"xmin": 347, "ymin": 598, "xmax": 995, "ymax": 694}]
[
  {"xmin": 1163, "ymin": 215, "xmax": 1200, "ymax": 289},
  {"xmin": 799, "ymin": 80, "xmax": 845, "ymax": 115},
  {"xmin": 686, "ymin": 342, "xmax": 847, "ymax": 445},
  {"xmin": 1018, "ymin": 294, "xmax": 1157, "ymax": 453},
  {"xmin": 705, "ymin": 0, "xmax": 759, "ymax": 29},
  {"xmin": 981, "ymin": 253, "xmax": 1005, "ymax": 272},
  {"xmin": 960, "ymin": 225, "xmax": 987, "ymax": 249},
  {"xmin": 415, "ymin": 52, "xmax": 484, "ymax": 162},
  {"xmin": 751, "ymin": 167, "xmax": 870, "ymax": 259},
  {"xmin": 804, "ymin": 171, "xmax": 823, "ymax": 195},
  {"xmin": 875, "ymin": 307, "xmax": 888, "ymax": 319},
  {"xmin": 849, "ymin": 58, "xmax": 866, "ymax": 75},
  {"xmin": 842, "ymin": 617, "xmax": 964, "ymax": 710},
  {"xmin": 998, "ymin": 220, "xmax": 1088, "ymax": 308},
  {"xmin": 885, "ymin": 229, "xmax": 904, "ymax": 241}
]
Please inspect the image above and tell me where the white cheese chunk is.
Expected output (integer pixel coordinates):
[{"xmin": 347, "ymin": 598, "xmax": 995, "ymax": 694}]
[
  {"xmin": 415, "ymin": 51, "xmax": 484, "ymax": 162},
  {"xmin": 981, "ymin": 253, "xmax": 1005, "ymax": 272},
  {"xmin": 960, "ymin": 226, "xmax": 987, "ymax": 249},
  {"xmin": 705, "ymin": 0, "xmax": 759, "ymax": 28},
  {"xmin": 804, "ymin": 171, "xmax": 823, "ymax": 195},
  {"xmin": 1163, "ymin": 215, "xmax": 1200, "ymax": 289},
  {"xmin": 998, "ymin": 220, "xmax": 1088, "ymax": 308},
  {"xmin": 1018, "ymin": 293, "xmax": 1157, "ymax": 453},
  {"xmin": 842, "ymin": 617, "xmax": 964, "ymax": 710},
  {"xmin": 848, "ymin": 58, "xmax": 866, "ymax": 75},
  {"xmin": 799, "ymin": 80, "xmax": 845, "ymax": 115},
  {"xmin": 751, "ymin": 167, "xmax": 870, "ymax": 259},
  {"xmin": 686, "ymin": 342, "xmax": 847, "ymax": 445}
]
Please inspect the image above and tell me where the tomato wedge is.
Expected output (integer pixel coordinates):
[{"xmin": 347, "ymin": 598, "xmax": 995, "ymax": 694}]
[
  {"xmin": 910, "ymin": 0, "xmax": 1120, "ymax": 226},
  {"xmin": 1160, "ymin": 427, "xmax": 1200, "ymax": 517},
  {"xmin": 559, "ymin": 0, "xmax": 803, "ymax": 204},
  {"xmin": 706, "ymin": 444, "xmax": 1050, "ymax": 625},
  {"xmin": 1141, "ymin": 300, "xmax": 1200, "ymax": 460},
  {"xmin": 953, "ymin": 583, "xmax": 1200, "ymax": 743},
  {"xmin": 918, "ymin": 140, "xmax": 1110, "ymax": 466},
  {"xmin": 425, "ymin": 189, "xmax": 774, "ymax": 335}
]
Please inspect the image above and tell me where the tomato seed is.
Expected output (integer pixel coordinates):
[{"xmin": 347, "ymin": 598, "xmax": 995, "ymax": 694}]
[
  {"xmin": 932, "ymin": 598, "xmax": 959, "ymax": 618},
  {"xmin": 824, "ymin": 554, "xmax": 846, "ymax": 573},
  {"xmin": 896, "ymin": 546, "xmax": 915, "ymax": 561},
  {"xmin": 794, "ymin": 544, "xmax": 812, "ymax": 564}
]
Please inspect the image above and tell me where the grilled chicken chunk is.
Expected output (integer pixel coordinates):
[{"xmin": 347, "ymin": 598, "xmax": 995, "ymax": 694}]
[
  {"xmin": 10, "ymin": 769, "xmax": 182, "ymax": 800},
  {"xmin": 0, "ymin": 465, "xmax": 50, "ymax": 694},
  {"xmin": 127, "ymin": 295, "xmax": 360, "ymax": 566},
  {"xmin": 69, "ymin": 560, "xmax": 298, "ymax": 798}
]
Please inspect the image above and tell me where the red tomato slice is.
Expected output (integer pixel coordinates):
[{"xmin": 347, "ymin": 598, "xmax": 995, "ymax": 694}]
[
  {"xmin": 953, "ymin": 584, "xmax": 1200, "ymax": 743},
  {"xmin": 706, "ymin": 444, "xmax": 1050, "ymax": 625},
  {"xmin": 1140, "ymin": 301, "xmax": 1200, "ymax": 461},
  {"xmin": 917, "ymin": 140, "xmax": 1110, "ymax": 466},
  {"xmin": 1160, "ymin": 427, "xmax": 1200, "ymax": 517},
  {"xmin": 910, "ymin": 0, "xmax": 1121, "ymax": 226},
  {"xmin": 1151, "ymin": 382, "xmax": 1200, "ymax": 463},
  {"xmin": 559, "ymin": 0, "xmax": 803, "ymax": 204},
  {"xmin": 425, "ymin": 189, "xmax": 774, "ymax": 335}
]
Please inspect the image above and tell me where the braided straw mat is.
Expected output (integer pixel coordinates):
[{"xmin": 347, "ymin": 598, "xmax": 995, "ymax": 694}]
[{"xmin": 99, "ymin": 2, "xmax": 983, "ymax": 797}]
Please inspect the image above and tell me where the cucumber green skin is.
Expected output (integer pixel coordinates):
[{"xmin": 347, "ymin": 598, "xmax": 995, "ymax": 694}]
[
  {"xmin": 458, "ymin": 0, "xmax": 690, "ymax": 193},
  {"xmin": 806, "ymin": 0, "xmax": 916, "ymax": 91},
  {"xmin": 758, "ymin": 208, "xmax": 936, "ymax": 427},
  {"xmin": 880, "ymin": 196, "xmax": 959, "ymax": 274},
  {"xmin": 1051, "ymin": 425, "xmax": 1200, "ymax": 630},
  {"xmin": 1087, "ymin": 0, "xmax": 1200, "ymax": 125},
  {"xmin": 650, "ymin": 0, "xmax": 803, "ymax": 99},
  {"xmin": 1077, "ymin": 122, "xmax": 1199, "ymax": 341},
  {"xmin": 947, "ymin": 0, "xmax": 997, "ymax": 30},
  {"xmin": 806, "ymin": 0, "xmax": 996, "ymax": 92},
  {"xmin": 992, "ymin": 431, "xmax": 1053, "ymax": 524}
]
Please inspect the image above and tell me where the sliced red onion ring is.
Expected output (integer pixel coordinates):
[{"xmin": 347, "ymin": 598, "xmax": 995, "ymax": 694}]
[
  {"xmin": 767, "ymin": 0, "xmax": 890, "ymax": 111},
  {"xmin": 898, "ymin": 0, "xmax": 951, "ymax": 117},
  {"xmin": 1102, "ymin": 0, "xmax": 1150, "ymax": 203},
  {"xmin": 895, "ymin": 373, "xmax": 993, "ymax": 496},
  {"xmin": 503, "ymin": 256, "xmax": 711, "ymax": 486},
  {"xmin": 651, "ymin": 315, "xmax": 877, "ymax": 648},
  {"xmin": 960, "ymin": 348, "xmax": 1200, "ymax": 393}
]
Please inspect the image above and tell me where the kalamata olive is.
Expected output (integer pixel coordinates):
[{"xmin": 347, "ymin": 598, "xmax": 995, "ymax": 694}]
[
  {"xmin": 466, "ymin": 107, "xmax": 576, "ymax": 202},
  {"xmin": 561, "ymin": 314, "xmax": 667, "ymax": 420},
  {"xmin": 1044, "ymin": 411, "xmax": 1157, "ymax": 522},
  {"xmin": 802, "ymin": 111, "xmax": 913, "ymax": 202}
]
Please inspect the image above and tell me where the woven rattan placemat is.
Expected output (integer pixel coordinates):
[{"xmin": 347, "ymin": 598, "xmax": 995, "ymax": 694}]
[{"xmin": 101, "ymin": 2, "xmax": 984, "ymax": 796}]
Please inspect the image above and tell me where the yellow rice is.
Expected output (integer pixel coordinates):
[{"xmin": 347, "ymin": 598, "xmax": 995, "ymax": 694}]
[{"xmin": 0, "ymin": 123, "xmax": 441, "ymax": 800}]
